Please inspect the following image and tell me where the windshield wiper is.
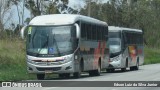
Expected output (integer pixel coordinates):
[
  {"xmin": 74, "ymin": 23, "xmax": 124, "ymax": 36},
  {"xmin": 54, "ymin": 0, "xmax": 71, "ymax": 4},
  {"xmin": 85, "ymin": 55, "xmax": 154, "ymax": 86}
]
[
  {"xmin": 36, "ymin": 35, "xmax": 49, "ymax": 57},
  {"xmin": 31, "ymin": 29, "xmax": 38, "ymax": 48},
  {"xmin": 53, "ymin": 34, "xmax": 61, "ymax": 56}
]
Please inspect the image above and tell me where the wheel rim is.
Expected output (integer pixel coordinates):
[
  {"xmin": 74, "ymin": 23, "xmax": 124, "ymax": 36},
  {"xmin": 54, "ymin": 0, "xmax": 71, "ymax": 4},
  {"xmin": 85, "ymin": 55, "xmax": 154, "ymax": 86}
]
[
  {"xmin": 98, "ymin": 64, "xmax": 100, "ymax": 73},
  {"xmin": 136, "ymin": 61, "xmax": 139, "ymax": 69}
]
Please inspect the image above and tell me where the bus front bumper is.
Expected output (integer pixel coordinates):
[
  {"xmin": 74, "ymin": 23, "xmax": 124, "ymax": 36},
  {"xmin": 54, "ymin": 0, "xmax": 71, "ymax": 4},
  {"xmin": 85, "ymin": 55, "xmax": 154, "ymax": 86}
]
[
  {"xmin": 108, "ymin": 59, "xmax": 122, "ymax": 69},
  {"xmin": 27, "ymin": 61, "xmax": 75, "ymax": 74}
]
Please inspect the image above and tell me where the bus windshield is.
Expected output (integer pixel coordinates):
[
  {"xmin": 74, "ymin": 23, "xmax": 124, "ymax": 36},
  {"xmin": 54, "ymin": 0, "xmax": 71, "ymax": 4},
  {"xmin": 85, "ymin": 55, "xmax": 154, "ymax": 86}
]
[
  {"xmin": 26, "ymin": 25, "xmax": 76, "ymax": 57},
  {"xmin": 109, "ymin": 38, "xmax": 121, "ymax": 54},
  {"xmin": 109, "ymin": 32, "xmax": 121, "ymax": 38}
]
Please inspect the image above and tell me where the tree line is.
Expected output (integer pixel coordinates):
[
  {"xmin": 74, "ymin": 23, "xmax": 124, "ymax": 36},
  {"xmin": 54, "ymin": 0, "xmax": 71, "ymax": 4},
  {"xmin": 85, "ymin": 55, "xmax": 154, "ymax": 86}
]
[{"xmin": 0, "ymin": 0, "xmax": 160, "ymax": 48}]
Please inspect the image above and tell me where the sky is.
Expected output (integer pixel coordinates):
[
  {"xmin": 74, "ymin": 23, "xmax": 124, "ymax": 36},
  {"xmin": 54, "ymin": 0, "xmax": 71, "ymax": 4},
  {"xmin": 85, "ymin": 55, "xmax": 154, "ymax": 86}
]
[{"xmin": 5, "ymin": 0, "xmax": 108, "ymax": 29}]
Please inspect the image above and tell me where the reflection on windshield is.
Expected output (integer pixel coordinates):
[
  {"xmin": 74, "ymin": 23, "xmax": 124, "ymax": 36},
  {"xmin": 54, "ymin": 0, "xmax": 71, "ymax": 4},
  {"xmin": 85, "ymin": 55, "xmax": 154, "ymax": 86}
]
[
  {"xmin": 26, "ymin": 25, "xmax": 75, "ymax": 57},
  {"xmin": 109, "ymin": 38, "xmax": 121, "ymax": 53}
]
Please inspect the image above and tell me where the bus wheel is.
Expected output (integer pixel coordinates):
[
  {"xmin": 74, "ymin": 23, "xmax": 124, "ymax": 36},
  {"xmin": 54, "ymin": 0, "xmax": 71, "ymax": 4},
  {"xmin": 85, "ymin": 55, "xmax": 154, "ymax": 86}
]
[
  {"xmin": 73, "ymin": 71, "xmax": 81, "ymax": 78},
  {"xmin": 59, "ymin": 73, "xmax": 70, "ymax": 78},
  {"xmin": 59, "ymin": 74, "xmax": 65, "ymax": 78},
  {"xmin": 89, "ymin": 71, "xmax": 94, "ymax": 76},
  {"xmin": 37, "ymin": 74, "xmax": 45, "ymax": 80},
  {"xmin": 121, "ymin": 59, "xmax": 128, "ymax": 72},
  {"xmin": 106, "ymin": 69, "xmax": 115, "ymax": 73},
  {"xmin": 94, "ymin": 61, "xmax": 101, "ymax": 76},
  {"xmin": 121, "ymin": 68, "xmax": 126, "ymax": 72},
  {"xmin": 73, "ymin": 62, "xmax": 82, "ymax": 78},
  {"xmin": 130, "ymin": 67, "xmax": 135, "ymax": 71},
  {"xmin": 64, "ymin": 73, "xmax": 70, "ymax": 78},
  {"xmin": 134, "ymin": 60, "xmax": 139, "ymax": 70}
]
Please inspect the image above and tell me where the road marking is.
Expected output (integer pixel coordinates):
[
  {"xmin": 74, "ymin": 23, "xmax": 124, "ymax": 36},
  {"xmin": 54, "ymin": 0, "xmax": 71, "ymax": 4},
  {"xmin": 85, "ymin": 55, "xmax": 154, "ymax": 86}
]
[
  {"xmin": 43, "ymin": 87, "xmax": 59, "ymax": 90},
  {"xmin": 111, "ymin": 88, "xmax": 117, "ymax": 90}
]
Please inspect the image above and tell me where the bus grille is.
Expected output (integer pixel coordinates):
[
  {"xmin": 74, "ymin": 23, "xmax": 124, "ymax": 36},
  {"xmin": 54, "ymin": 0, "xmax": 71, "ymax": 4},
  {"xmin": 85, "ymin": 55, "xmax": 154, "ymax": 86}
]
[{"xmin": 36, "ymin": 67, "xmax": 61, "ymax": 71}]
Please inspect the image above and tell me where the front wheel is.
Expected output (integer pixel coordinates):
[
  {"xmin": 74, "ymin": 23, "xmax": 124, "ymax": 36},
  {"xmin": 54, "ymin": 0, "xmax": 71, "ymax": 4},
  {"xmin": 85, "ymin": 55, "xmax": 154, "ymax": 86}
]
[
  {"xmin": 37, "ymin": 74, "xmax": 45, "ymax": 80},
  {"xmin": 73, "ymin": 63, "xmax": 82, "ymax": 78},
  {"xmin": 121, "ymin": 68, "xmax": 126, "ymax": 72},
  {"xmin": 59, "ymin": 73, "xmax": 70, "ymax": 78},
  {"xmin": 89, "ymin": 62, "xmax": 101, "ymax": 76},
  {"xmin": 94, "ymin": 63, "xmax": 101, "ymax": 76}
]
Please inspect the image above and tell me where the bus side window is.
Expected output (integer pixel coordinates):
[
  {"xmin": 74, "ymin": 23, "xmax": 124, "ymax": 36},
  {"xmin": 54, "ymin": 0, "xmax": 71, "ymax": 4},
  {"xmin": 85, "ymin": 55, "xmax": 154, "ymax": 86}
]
[
  {"xmin": 81, "ymin": 23, "xmax": 86, "ymax": 39},
  {"xmin": 122, "ymin": 31, "xmax": 127, "ymax": 49},
  {"xmin": 92, "ymin": 25, "xmax": 97, "ymax": 40}
]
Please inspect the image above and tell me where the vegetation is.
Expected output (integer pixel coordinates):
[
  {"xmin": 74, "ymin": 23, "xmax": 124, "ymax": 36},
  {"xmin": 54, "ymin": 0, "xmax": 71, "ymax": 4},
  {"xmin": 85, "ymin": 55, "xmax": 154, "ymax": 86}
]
[
  {"xmin": 0, "ymin": 38, "xmax": 36, "ymax": 81},
  {"xmin": 144, "ymin": 47, "xmax": 160, "ymax": 65},
  {"xmin": 80, "ymin": 0, "xmax": 160, "ymax": 48}
]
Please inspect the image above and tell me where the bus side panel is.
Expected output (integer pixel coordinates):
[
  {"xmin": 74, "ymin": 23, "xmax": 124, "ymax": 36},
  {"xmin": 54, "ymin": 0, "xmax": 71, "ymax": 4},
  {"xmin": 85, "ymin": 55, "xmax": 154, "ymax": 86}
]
[
  {"xmin": 79, "ymin": 40, "xmax": 98, "ymax": 71},
  {"xmin": 101, "ymin": 41, "xmax": 109, "ymax": 69},
  {"xmin": 138, "ymin": 45, "xmax": 144, "ymax": 65},
  {"xmin": 79, "ymin": 40, "xmax": 109, "ymax": 71}
]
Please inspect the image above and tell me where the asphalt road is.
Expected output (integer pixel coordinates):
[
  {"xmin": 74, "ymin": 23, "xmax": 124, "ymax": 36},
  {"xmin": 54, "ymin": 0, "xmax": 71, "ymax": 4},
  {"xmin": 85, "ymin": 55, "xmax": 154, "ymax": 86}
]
[{"xmin": 1, "ymin": 64, "xmax": 160, "ymax": 90}]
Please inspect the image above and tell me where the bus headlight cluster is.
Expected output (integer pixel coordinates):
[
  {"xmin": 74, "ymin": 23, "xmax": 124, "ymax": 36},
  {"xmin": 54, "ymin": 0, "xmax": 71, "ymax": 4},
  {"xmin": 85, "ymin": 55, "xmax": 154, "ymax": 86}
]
[
  {"xmin": 62, "ymin": 54, "xmax": 73, "ymax": 63},
  {"xmin": 27, "ymin": 59, "xmax": 35, "ymax": 64},
  {"xmin": 110, "ymin": 55, "xmax": 121, "ymax": 62}
]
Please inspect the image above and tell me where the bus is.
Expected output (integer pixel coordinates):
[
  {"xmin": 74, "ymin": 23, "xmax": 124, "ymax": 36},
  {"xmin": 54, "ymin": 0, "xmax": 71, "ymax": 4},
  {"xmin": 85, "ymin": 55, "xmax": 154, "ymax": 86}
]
[
  {"xmin": 21, "ymin": 14, "xmax": 109, "ymax": 80},
  {"xmin": 107, "ymin": 26, "xmax": 144, "ymax": 72}
]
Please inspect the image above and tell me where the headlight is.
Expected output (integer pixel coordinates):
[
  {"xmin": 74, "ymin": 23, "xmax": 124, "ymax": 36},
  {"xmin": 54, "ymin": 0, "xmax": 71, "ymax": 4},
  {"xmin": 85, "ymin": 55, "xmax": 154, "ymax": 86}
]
[
  {"xmin": 62, "ymin": 54, "xmax": 73, "ymax": 63},
  {"xmin": 110, "ymin": 55, "xmax": 121, "ymax": 62},
  {"xmin": 27, "ymin": 59, "xmax": 35, "ymax": 64}
]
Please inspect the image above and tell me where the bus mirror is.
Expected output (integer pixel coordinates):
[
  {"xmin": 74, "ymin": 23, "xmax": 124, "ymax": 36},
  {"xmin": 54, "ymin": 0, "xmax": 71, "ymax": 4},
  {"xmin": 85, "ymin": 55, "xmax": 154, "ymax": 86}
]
[
  {"xmin": 74, "ymin": 23, "xmax": 80, "ymax": 38},
  {"xmin": 20, "ymin": 26, "xmax": 27, "ymax": 39}
]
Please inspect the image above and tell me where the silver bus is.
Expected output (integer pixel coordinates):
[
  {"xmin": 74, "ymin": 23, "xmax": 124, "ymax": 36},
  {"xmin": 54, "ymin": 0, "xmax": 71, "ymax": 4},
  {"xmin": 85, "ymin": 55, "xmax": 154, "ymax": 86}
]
[
  {"xmin": 21, "ymin": 14, "xmax": 109, "ymax": 79},
  {"xmin": 107, "ymin": 26, "xmax": 144, "ymax": 72}
]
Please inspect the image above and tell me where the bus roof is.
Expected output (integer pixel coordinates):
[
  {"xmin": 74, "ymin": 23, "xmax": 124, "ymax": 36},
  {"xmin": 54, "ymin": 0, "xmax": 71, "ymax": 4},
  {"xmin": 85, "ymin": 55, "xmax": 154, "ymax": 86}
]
[
  {"xmin": 29, "ymin": 14, "xmax": 108, "ymax": 26},
  {"xmin": 108, "ymin": 26, "xmax": 142, "ymax": 32}
]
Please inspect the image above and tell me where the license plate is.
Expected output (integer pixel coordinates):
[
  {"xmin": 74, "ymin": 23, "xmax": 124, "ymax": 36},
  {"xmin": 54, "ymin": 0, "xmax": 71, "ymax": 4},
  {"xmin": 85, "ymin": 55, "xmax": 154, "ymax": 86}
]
[{"xmin": 45, "ymin": 70, "xmax": 52, "ymax": 73}]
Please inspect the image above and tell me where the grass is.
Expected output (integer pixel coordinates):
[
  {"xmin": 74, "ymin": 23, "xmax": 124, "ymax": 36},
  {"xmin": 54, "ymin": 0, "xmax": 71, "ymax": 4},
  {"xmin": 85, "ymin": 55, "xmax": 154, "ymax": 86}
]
[
  {"xmin": 0, "ymin": 38, "xmax": 36, "ymax": 81},
  {"xmin": 144, "ymin": 47, "xmax": 160, "ymax": 65},
  {"xmin": 0, "ymin": 38, "xmax": 160, "ymax": 81}
]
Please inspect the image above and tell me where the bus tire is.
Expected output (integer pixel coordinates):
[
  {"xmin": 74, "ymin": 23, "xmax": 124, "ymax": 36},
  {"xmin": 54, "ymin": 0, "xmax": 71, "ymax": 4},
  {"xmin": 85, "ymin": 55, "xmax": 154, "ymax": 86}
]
[
  {"xmin": 73, "ymin": 71, "xmax": 81, "ymax": 78},
  {"xmin": 94, "ymin": 60, "xmax": 101, "ymax": 76},
  {"xmin": 130, "ymin": 67, "xmax": 135, "ymax": 71},
  {"xmin": 89, "ymin": 71, "xmax": 94, "ymax": 76},
  {"xmin": 106, "ymin": 69, "xmax": 115, "ymax": 73},
  {"xmin": 121, "ymin": 68, "xmax": 126, "ymax": 72},
  {"xmin": 37, "ymin": 74, "xmax": 45, "ymax": 80},
  {"xmin": 134, "ymin": 60, "xmax": 139, "ymax": 70},
  {"xmin": 64, "ymin": 73, "xmax": 70, "ymax": 78},
  {"xmin": 121, "ymin": 59, "xmax": 128, "ymax": 72},
  {"xmin": 59, "ymin": 74, "xmax": 65, "ymax": 78},
  {"xmin": 59, "ymin": 73, "xmax": 70, "ymax": 78},
  {"xmin": 73, "ymin": 60, "xmax": 83, "ymax": 78}
]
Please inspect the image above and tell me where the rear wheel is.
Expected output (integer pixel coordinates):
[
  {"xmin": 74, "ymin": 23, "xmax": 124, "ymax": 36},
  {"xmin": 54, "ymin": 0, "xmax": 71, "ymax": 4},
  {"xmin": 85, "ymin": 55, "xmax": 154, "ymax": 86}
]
[
  {"xmin": 106, "ymin": 69, "xmax": 115, "ymax": 73},
  {"xmin": 121, "ymin": 68, "xmax": 126, "ymax": 72},
  {"xmin": 130, "ymin": 67, "xmax": 135, "ymax": 71},
  {"xmin": 89, "ymin": 61, "xmax": 101, "ymax": 76},
  {"xmin": 134, "ymin": 60, "xmax": 139, "ymax": 70},
  {"xmin": 94, "ymin": 62, "xmax": 101, "ymax": 76},
  {"xmin": 130, "ymin": 60, "xmax": 139, "ymax": 71},
  {"xmin": 37, "ymin": 74, "xmax": 45, "ymax": 80}
]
